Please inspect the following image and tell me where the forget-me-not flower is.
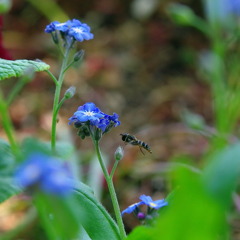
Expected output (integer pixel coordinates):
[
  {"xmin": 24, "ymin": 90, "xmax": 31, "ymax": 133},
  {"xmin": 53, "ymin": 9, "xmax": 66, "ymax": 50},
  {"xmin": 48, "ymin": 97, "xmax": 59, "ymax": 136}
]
[
  {"xmin": 45, "ymin": 19, "xmax": 94, "ymax": 42},
  {"xmin": 69, "ymin": 102, "xmax": 120, "ymax": 140},
  {"xmin": 14, "ymin": 153, "xmax": 73, "ymax": 196},
  {"xmin": 139, "ymin": 194, "xmax": 168, "ymax": 209},
  {"xmin": 121, "ymin": 194, "xmax": 168, "ymax": 219},
  {"xmin": 69, "ymin": 102, "xmax": 105, "ymax": 125},
  {"xmin": 121, "ymin": 202, "xmax": 142, "ymax": 216}
]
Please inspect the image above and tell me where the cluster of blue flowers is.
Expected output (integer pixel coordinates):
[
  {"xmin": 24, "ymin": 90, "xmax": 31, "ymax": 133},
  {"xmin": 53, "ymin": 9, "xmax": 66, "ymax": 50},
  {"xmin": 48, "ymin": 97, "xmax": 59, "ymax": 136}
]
[
  {"xmin": 45, "ymin": 19, "xmax": 94, "ymax": 44},
  {"xmin": 14, "ymin": 153, "xmax": 73, "ymax": 196},
  {"xmin": 122, "ymin": 195, "xmax": 168, "ymax": 220},
  {"xmin": 69, "ymin": 102, "xmax": 120, "ymax": 140}
]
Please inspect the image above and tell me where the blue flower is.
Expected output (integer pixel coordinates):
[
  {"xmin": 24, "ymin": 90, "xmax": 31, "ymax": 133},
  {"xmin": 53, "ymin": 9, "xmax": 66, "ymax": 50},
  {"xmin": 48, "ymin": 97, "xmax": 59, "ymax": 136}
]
[
  {"xmin": 69, "ymin": 102, "xmax": 120, "ymax": 140},
  {"xmin": 14, "ymin": 153, "xmax": 73, "ymax": 196},
  {"xmin": 139, "ymin": 194, "xmax": 168, "ymax": 209},
  {"xmin": 45, "ymin": 19, "xmax": 94, "ymax": 42},
  {"xmin": 106, "ymin": 113, "xmax": 121, "ymax": 127},
  {"xmin": 45, "ymin": 21, "xmax": 69, "ymax": 33},
  {"xmin": 121, "ymin": 202, "xmax": 142, "ymax": 216},
  {"xmin": 68, "ymin": 23, "xmax": 94, "ymax": 42},
  {"xmin": 69, "ymin": 102, "xmax": 105, "ymax": 125},
  {"xmin": 45, "ymin": 21, "xmax": 59, "ymax": 33},
  {"xmin": 121, "ymin": 195, "xmax": 168, "ymax": 216},
  {"xmin": 96, "ymin": 118, "xmax": 110, "ymax": 132}
]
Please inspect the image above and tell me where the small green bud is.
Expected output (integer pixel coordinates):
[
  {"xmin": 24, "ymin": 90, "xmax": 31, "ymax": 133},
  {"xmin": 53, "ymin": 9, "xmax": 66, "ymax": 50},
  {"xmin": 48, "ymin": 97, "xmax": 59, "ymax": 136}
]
[
  {"xmin": 64, "ymin": 86, "xmax": 76, "ymax": 99},
  {"xmin": 74, "ymin": 50, "xmax": 85, "ymax": 62},
  {"xmin": 114, "ymin": 146, "xmax": 124, "ymax": 161},
  {"xmin": 77, "ymin": 124, "xmax": 90, "ymax": 139},
  {"xmin": 94, "ymin": 128, "xmax": 102, "ymax": 141}
]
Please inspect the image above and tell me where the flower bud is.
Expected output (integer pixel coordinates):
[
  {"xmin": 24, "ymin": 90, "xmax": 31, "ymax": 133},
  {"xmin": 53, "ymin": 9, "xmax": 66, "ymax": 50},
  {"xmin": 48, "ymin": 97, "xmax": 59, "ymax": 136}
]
[
  {"xmin": 94, "ymin": 128, "xmax": 102, "ymax": 141},
  {"xmin": 64, "ymin": 86, "xmax": 76, "ymax": 99},
  {"xmin": 137, "ymin": 212, "xmax": 146, "ymax": 220},
  {"xmin": 114, "ymin": 146, "xmax": 124, "ymax": 161},
  {"xmin": 74, "ymin": 50, "xmax": 85, "ymax": 62},
  {"xmin": 77, "ymin": 125, "xmax": 90, "ymax": 139}
]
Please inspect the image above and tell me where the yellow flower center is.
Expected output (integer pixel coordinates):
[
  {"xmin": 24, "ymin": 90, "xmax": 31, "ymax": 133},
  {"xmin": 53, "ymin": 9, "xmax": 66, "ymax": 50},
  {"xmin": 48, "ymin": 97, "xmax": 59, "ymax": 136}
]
[{"xmin": 149, "ymin": 202, "xmax": 157, "ymax": 208}]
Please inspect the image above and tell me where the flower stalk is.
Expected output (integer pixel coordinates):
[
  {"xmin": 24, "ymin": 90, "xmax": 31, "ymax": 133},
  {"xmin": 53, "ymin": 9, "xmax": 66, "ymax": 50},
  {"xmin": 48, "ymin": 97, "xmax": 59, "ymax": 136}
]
[
  {"xmin": 93, "ymin": 140, "xmax": 126, "ymax": 239},
  {"xmin": 51, "ymin": 47, "xmax": 71, "ymax": 151}
]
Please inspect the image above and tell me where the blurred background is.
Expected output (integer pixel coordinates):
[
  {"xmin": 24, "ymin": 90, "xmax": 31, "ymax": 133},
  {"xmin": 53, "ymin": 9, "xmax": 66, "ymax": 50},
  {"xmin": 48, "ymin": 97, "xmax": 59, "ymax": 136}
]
[{"xmin": 0, "ymin": 0, "xmax": 214, "ymax": 237}]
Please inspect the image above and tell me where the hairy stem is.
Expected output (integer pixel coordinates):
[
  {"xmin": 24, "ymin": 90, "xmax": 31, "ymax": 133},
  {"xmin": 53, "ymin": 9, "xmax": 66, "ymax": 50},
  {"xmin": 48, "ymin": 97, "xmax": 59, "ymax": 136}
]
[
  {"xmin": 51, "ymin": 48, "xmax": 71, "ymax": 151},
  {"xmin": 93, "ymin": 140, "xmax": 126, "ymax": 239}
]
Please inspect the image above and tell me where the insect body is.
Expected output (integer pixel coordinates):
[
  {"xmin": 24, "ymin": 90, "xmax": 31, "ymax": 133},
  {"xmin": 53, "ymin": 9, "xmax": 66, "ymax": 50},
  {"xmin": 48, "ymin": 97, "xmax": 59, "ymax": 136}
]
[{"xmin": 120, "ymin": 133, "xmax": 152, "ymax": 154}]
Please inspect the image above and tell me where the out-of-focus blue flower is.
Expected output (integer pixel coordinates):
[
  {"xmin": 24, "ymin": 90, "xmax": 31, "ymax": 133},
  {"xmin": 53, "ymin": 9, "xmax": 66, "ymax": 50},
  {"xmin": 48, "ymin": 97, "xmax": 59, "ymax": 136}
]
[
  {"xmin": 45, "ymin": 19, "xmax": 94, "ymax": 42},
  {"xmin": 139, "ymin": 194, "xmax": 168, "ymax": 209},
  {"xmin": 225, "ymin": 0, "xmax": 240, "ymax": 15},
  {"xmin": 69, "ymin": 102, "xmax": 105, "ymax": 125},
  {"xmin": 121, "ymin": 202, "xmax": 142, "ymax": 215},
  {"xmin": 121, "ymin": 194, "xmax": 168, "ymax": 216},
  {"xmin": 205, "ymin": 0, "xmax": 240, "ymax": 27},
  {"xmin": 14, "ymin": 153, "xmax": 73, "ymax": 196}
]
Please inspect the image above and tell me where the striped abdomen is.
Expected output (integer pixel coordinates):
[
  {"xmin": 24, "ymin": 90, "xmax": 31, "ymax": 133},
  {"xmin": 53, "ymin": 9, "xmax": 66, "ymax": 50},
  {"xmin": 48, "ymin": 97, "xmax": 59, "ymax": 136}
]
[{"xmin": 131, "ymin": 140, "xmax": 152, "ymax": 153}]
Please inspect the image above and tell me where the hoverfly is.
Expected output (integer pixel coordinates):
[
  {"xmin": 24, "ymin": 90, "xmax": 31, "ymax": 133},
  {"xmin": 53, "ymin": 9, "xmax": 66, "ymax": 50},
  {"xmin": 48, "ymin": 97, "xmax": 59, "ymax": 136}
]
[{"xmin": 120, "ymin": 133, "xmax": 152, "ymax": 154}]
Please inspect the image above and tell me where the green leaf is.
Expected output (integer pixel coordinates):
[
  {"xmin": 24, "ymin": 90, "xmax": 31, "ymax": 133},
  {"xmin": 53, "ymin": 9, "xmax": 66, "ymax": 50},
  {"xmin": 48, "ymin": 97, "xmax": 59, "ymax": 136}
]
[
  {"xmin": 0, "ymin": 58, "xmax": 50, "ymax": 81},
  {"xmin": 126, "ymin": 226, "xmax": 156, "ymax": 240},
  {"xmin": 0, "ymin": 139, "xmax": 20, "ymax": 203},
  {"xmin": 0, "ymin": 177, "xmax": 20, "ymax": 203},
  {"xmin": 34, "ymin": 181, "xmax": 121, "ymax": 240},
  {"xmin": 0, "ymin": 139, "xmax": 15, "ymax": 175},
  {"xmin": 203, "ymin": 143, "xmax": 240, "ymax": 206},
  {"xmin": 74, "ymin": 183, "xmax": 121, "ymax": 240},
  {"xmin": 34, "ymin": 193, "xmax": 81, "ymax": 240}
]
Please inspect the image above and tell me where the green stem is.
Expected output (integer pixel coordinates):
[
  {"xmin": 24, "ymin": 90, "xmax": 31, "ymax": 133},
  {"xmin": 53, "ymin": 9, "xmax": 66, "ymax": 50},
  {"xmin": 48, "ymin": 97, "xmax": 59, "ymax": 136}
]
[
  {"xmin": 0, "ymin": 90, "xmax": 20, "ymax": 157},
  {"xmin": 56, "ymin": 96, "xmax": 67, "ymax": 113},
  {"xmin": 110, "ymin": 160, "xmax": 119, "ymax": 179},
  {"xmin": 62, "ymin": 60, "xmax": 75, "ymax": 74},
  {"xmin": 51, "ymin": 48, "xmax": 71, "ymax": 151},
  {"xmin": 45, "ymin": 70, "xmax": 58, "ymax": 86},
  {"xmin": 93, "ymin": 140, "xmax": 126, "ymax": 239}
]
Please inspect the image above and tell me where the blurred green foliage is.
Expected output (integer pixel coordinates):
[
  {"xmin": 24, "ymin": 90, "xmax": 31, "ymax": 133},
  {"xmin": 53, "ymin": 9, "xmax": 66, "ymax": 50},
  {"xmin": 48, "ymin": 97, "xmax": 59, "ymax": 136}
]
[{"xmin": 1, "ymin": 0, "xmax": 240, "ymax": 239}]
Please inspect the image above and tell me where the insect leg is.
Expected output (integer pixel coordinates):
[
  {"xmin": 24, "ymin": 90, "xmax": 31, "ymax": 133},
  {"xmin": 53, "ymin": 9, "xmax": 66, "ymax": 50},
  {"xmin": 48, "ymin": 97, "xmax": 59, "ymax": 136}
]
[{"xmin": 139, "ymin": 146, "xmax": 145, "ymax": 155}]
